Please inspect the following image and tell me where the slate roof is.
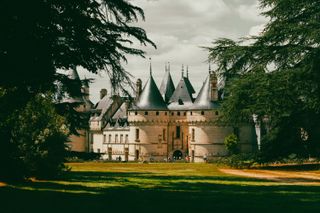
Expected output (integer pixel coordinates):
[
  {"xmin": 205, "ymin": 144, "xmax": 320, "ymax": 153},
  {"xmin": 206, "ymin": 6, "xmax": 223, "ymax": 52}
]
[
  {"xmin": 169, "ymin": 77, "xmax": 194, "ymax": 103},
  {"xmin": 133, "ymin": 75, "xmax": 167, "ymax": 110},
  {"xmin": 62, "ymin": 68, "xmax": 84, "ymax": 103},
  {"xmin": 192, "ymin": 75, "xmax": 219, "ymax": 109},
  {"xmin": 159, "ymin": 70, "xmax": 175, "ymax": 103}
]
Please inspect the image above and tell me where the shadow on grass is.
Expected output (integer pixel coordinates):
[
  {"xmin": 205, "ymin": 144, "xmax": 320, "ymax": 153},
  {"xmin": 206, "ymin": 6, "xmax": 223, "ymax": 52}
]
[{"xmin": 1, "ymin": 170, "xmax": 320, "ymax": 213}]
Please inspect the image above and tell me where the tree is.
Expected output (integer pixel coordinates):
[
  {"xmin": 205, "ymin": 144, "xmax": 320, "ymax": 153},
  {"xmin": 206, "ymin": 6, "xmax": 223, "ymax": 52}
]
[
  {"xmin": 2, "ymin": 94, "xmax": 68, "ymax": 179},
  {"xmin": 0, "ymin": 0, "xmax": 155, "ymax": 179},
  {"xmin": 206, "ymin": 0, "xmax": 320, "ymax": 160}
]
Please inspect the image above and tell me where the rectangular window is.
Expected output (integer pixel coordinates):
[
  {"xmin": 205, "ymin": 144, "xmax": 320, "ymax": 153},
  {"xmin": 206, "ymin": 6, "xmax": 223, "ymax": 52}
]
[
  {"xmin": 201, "ymin": 111, "xmax": 205, "ymax": 115},
  {"xmin": 103, "ymin": 134, "xmax": 106, "ymax": 143},
  {"xmin": 192, "ymin": 128, "xmax": 195, "ymax": 141},
  {"xmin": 135, "ymin": 111, "xmax": 138, "ymax": 115},
  {"xmin": 125, "ymin": 134, "xmax": 129, "ymax": 143},
  {"xmin": 144, "ymin": 111, "xmax": 148, "ymax": 115},
  {"xmin": 108, "ymin": 134, "xmax": 111, "ymax": 143},
  {"xmin": 115, "ymin": 134, "xmax": 118, "ymax": 143},
  {"xmin": 156, "ymin": 111, "xmax": 159, "ymax": 116},
  {"xmin": 177, "ymin": 112, "xmax": 180, "ymax": 116},
  {"xmin": 97, "ymin": 148, "xmax": 100, "ymax": 153},
  {"xmin": 163, "ymin": 129, "xmax": 166, "ymax": 141},
  {"xmin": 135, "ymin": 128, "xmax": 140, "ymax": 141},
  {"xmin": 176, "ymin": 126, "xmax": 181, "ymax": 139},
  {"xmin": 120, "ymin": 134, "xmax": 123, "ymax": 143}
]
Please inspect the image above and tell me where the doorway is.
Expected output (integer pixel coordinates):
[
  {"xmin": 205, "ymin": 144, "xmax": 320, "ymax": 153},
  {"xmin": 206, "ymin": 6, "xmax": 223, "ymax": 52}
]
[{"xmin": 173, "ymin": 150, "xmax": 183, "ymax": 160}]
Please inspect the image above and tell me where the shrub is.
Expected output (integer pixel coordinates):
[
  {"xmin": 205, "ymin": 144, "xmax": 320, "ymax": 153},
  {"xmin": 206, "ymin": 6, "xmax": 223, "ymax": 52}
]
[{"xmin": 224, "ymin": 133, "xmax": 239, "ymax": 155}]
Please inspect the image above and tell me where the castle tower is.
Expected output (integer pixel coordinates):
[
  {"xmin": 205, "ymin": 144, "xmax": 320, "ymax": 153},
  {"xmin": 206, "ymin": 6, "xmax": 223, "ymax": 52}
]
[
  {"xmin": 135, "ymin": 79, "xmax": 142, "ymax": 100},
  {"xmin": 159, "ymin": 62, "xmax": 175, "ymax": 103},
  {"xmin": 209, "ymin": 70, "xmax": 218, "ymax": 102}
]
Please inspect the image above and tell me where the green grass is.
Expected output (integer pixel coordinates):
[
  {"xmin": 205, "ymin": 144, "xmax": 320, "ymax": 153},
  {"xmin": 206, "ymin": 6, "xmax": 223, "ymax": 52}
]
[{"xmin": 1, "ymin": 163, "xmax": 320, "ymax": 212}]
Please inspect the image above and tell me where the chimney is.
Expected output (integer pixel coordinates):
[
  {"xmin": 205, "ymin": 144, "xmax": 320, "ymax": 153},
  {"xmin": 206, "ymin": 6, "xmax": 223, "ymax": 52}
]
[
  {"xmin": 100, "ymin": 88, "xmax": 108, "ymax": 99},
  {"xmin": 136, "ymin": 79, "xmax": 142, "ymax": 100}
]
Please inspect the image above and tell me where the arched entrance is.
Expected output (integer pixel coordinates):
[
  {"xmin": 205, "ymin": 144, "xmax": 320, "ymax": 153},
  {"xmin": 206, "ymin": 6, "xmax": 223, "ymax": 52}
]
[{"xmin": 173, "ymin": 150, "xmax": 183, "ymax": 160}]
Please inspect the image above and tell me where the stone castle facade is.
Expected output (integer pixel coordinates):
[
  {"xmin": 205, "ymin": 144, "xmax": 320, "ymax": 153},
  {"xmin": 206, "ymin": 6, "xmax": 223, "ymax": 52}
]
[{"xmin": 86, "ymin": 65, "xmax": 256, "ymax": 162}]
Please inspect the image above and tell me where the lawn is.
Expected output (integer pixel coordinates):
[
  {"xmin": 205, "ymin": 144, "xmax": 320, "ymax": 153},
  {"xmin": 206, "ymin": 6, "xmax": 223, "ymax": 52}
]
[{"xmin": 1, "ymin": 163, "xmax": 320, "ymax": 213}]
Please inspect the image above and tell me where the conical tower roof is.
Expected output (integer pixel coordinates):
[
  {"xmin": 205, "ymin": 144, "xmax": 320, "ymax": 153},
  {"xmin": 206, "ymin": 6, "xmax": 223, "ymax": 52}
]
[
  {"xmin": 169, "ymin": 77, "xmax": 194, "ymax": 103},
  {"xmin": 68, "ymin": 67, "xmax": 81, "ymax": 80},
  {"xmin": 159, "ymin": 69, "xmax": 175, "ymax": 103},
  {"xmin": 134, "ymin": 75, "xmax": 167, "ymax": 110},
  {"xmin": 193, "ymin": 75, "xmax": 219, "ymax": 109},
  {"xmin": 63, "ymin": 67, "xmax": 84, "ymax": 103},
  {"xmin": 168, "ymin": 76, "xmax": 195, "ymax": 110}
]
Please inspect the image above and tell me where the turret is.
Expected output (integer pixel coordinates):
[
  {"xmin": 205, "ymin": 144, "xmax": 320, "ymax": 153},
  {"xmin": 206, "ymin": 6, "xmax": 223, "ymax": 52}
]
[
  {"xmin": 209, "ymin": 71, "xmax": 218, "ymax": 102},
  {"xmin": 135, "ymin": 78, "xmax": 142, "ymax": 100},
  {"xmin": 100, "ymin": 88, "xmax": 108, "ymax": 99}
]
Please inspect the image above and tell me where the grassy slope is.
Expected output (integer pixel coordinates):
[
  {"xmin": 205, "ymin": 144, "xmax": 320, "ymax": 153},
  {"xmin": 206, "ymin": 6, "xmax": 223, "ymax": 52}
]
[{"xmin": 1, "ymin": 163, "xmax": 320, "ymax": 213}]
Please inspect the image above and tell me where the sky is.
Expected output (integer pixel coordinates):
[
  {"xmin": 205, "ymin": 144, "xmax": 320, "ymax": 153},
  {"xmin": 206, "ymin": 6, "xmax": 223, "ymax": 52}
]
[{"xmin": 76, "ymin": 0, "xmax": 267, "ymax": 104}]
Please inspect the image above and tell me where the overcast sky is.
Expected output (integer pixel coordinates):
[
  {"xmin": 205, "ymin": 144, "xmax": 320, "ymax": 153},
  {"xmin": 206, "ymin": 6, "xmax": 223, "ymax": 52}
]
[{"xmin": 77, "ymin": 0, "xmax": 267, "ymax": 104}]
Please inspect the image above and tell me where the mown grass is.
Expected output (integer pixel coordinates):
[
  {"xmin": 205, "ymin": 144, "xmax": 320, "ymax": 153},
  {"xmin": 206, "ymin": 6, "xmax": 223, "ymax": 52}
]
[{"xmin": 1, "ymin": 163, "xmax": 320, "ymax": 213}]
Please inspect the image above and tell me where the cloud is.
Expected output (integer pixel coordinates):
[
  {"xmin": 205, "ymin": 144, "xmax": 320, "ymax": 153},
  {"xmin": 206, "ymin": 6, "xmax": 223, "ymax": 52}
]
[{"xmin": 84, "ymin": 0, "xmax": 267, "ymax": 103}]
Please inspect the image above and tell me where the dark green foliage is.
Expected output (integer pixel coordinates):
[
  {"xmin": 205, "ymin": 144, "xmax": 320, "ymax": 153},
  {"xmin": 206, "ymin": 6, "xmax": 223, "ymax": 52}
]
[
  {"xmin": 0, "ymin": 0, "xmax": 154, "ymax": 179},
  {"xmin": 206, "ymin": 0, "xmax": 320, "ymax": 161},
  {"xmin": 0, "ymin": 94, "xmax": 69, "ymax": 180},
  {"xmin": 224, "ymin": 134, "xmax": 239, "ymax": 155}
]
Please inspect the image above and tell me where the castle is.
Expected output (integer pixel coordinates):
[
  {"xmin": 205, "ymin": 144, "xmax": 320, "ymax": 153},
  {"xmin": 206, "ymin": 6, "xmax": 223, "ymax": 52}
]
[{"xmin": 67, "ymin": 64, "xmax": 256, "ymax": 162}]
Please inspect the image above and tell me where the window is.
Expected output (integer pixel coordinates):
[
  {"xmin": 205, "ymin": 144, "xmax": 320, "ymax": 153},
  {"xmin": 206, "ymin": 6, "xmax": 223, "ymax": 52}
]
[
  {"xmin": 144, "ymin": 111, "xmax": 148, "ymax": 115},
  {"xmin": 177, "ymin": 111, "xmax": 180, "ymax": 116},
  {"xmin": 184, "ymin": 112, "xmax": 186, "ymax": 116},
  {"xmin": 176, "ymin": 126, "xmax": 181, "ymax": 139},
  {"xmin": 163, "ymin": 129, "xmax": 166, "ymax": 141},
  {"xmin": 97, "ymin": 148, "xmax": 100, "ymax": 153},
  {"xmin": 201, "ymin": 111, "xmax": 205, "ymax": 115},
  {"xmin": 165, "ymin": 112, "xmax": 168, "ymax": 116},
  {"xmin": 108, "ymin": 134, "xmax": 111, "ymax": 143},
  {"xmin": 115, "ymin": 134, "xmax": 118, "ymax": 143},
  {"xmin": 171, "ymin": 112, "xmax": 174, "ymax": 116},
  {"xmin": 135, "ymin": 128, "xmax": 140, "ymax": 141},
  {"xmin": 135, "ymin": 111, "xmax": 138, "ymax": 115},
  {"xmin": 215, "ymin": 111, "xmax": 219, "ymax": 115},
  {"xmin": 103, "ymin": 134, "xmax": 106, "ymax": 143},
  {"xmin": 120, "ymin": 134, "xmax": 123, "ymax": 143},
  {"xmin": 192, "ymin": 128, "xmax": 195, "ymax": 141},
  {"xmin": 156, "ymin": 111, "xmax": 159, "ymax": 116},
  {"xmin": 190, "ymin": 111, "xmax": 193, "ymax": 115},
  {"xmin": 125, "ymin": 134, "xmax": 129, "ymax": 143}
]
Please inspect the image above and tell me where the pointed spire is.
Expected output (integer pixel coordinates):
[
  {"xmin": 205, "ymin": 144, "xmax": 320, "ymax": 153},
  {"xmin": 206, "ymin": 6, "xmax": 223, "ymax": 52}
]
[
  {"xmin": 68, "ymin": 66, "xmax": 80, "ymax": 80},
  {"xmin": 135, "ymin": 74, "xmax": 167, "ymax": 110},
  {"xmin": 160, "ymin": 63, "xmax": 175, "ymax": 103},
  {"xmin": 149, "ymin": 57, "xmax": 152, "ymax": 76},
  {"xmin": 186, "ymin": 65, "xmax": 189, "ymax": 79},
  {"xmin": 181, "ymin": 64, "xmax": 184, "ymax": 78}
]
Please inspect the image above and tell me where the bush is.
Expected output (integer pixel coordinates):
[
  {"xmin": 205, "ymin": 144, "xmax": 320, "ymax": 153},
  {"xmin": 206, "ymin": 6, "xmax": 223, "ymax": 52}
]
[
  {"xmin": 224, "ymin": 133, "xmax": 239, "ymax": 155},
  {"xmin": 0, "ymin": 94, "xmax": 69, "ymax": 180}
]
